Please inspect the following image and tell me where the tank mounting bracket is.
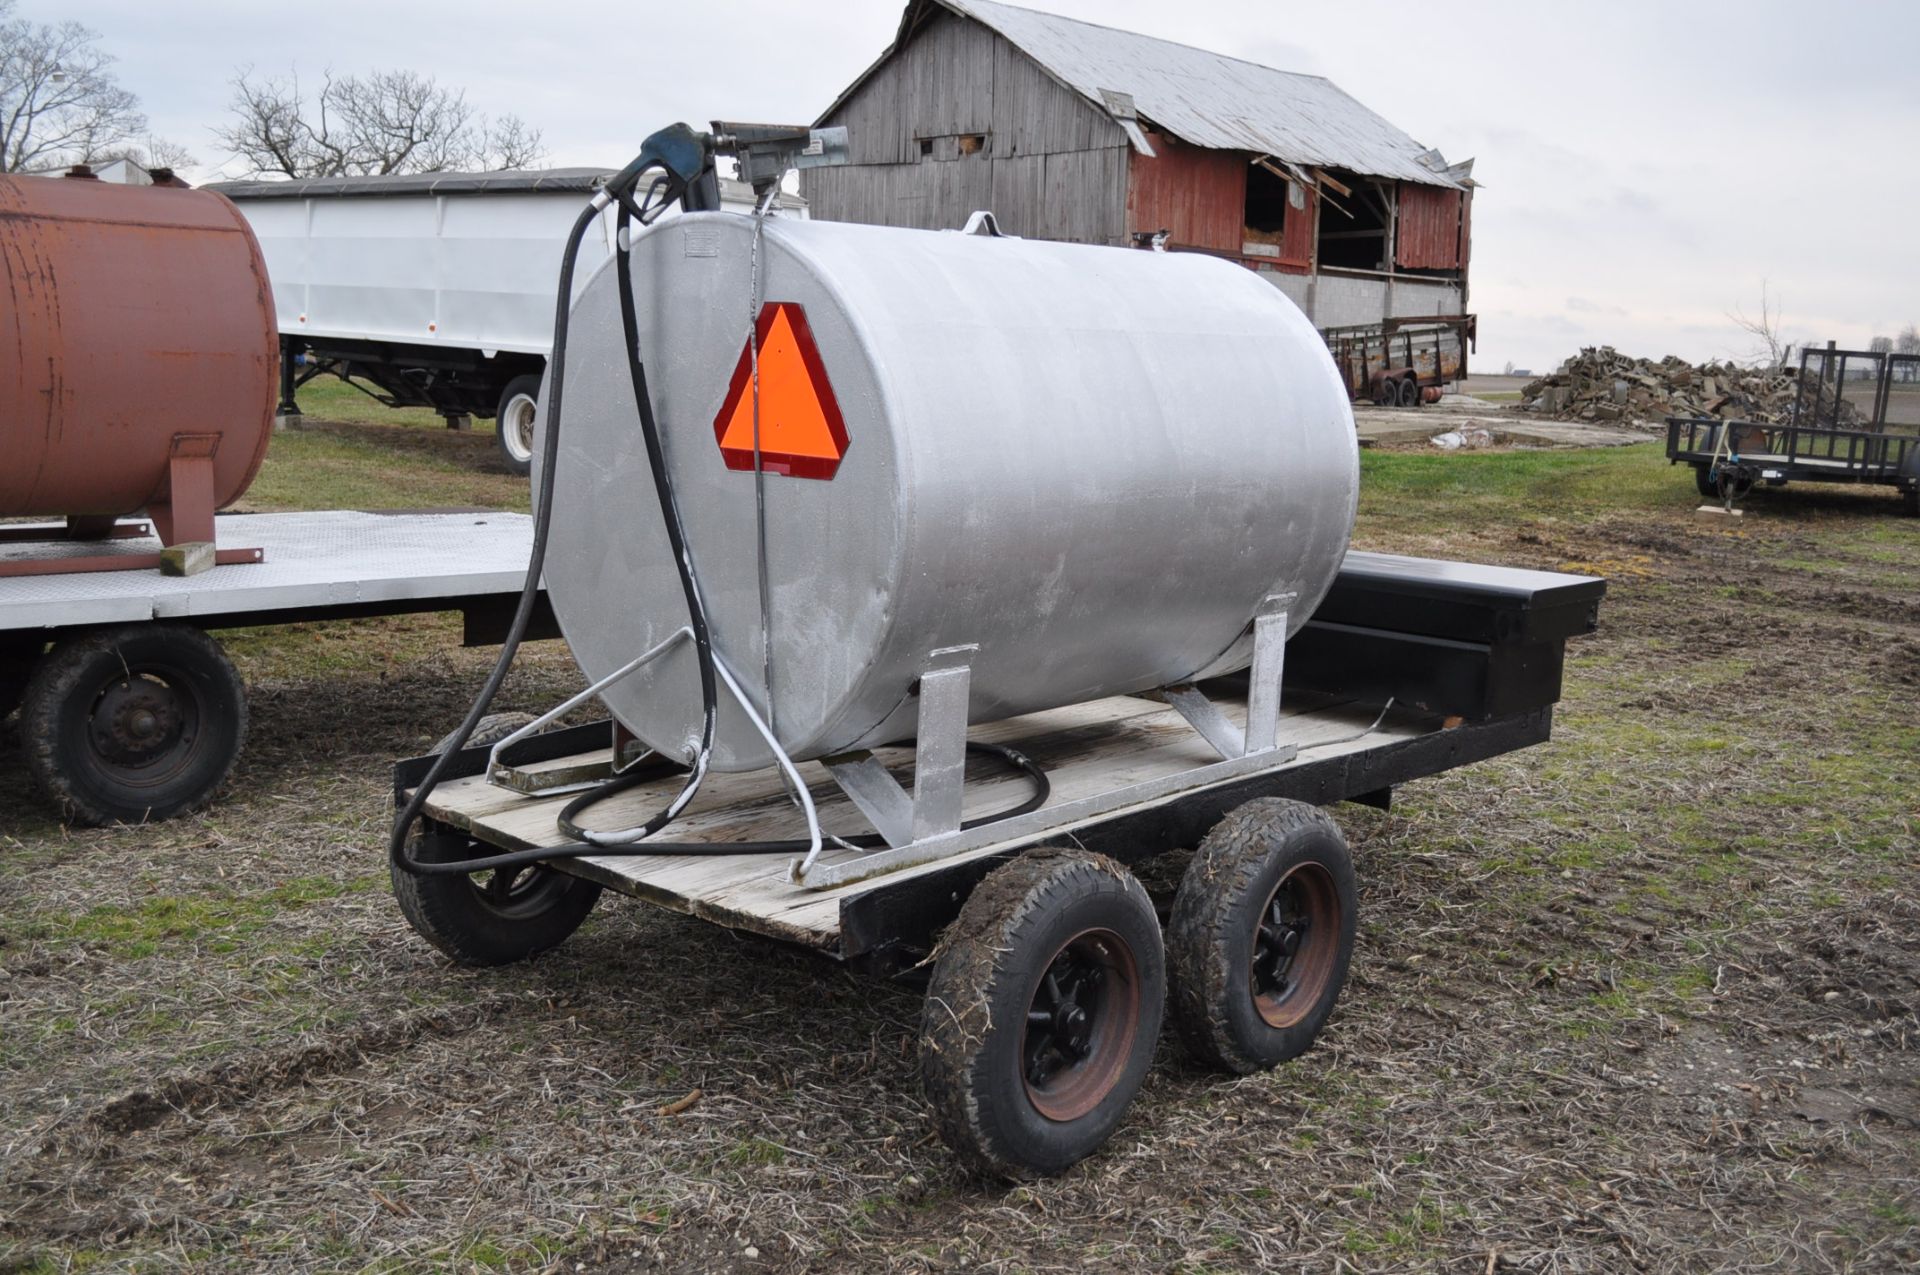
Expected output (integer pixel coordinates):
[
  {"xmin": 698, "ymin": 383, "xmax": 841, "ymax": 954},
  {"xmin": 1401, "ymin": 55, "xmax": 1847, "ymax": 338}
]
[
  {"xmin": 1163, "ymin": 593, "xmax": 1299, "ymax": 763},
  {"xmin": 822, "ymin": 645, "xmax": 978, "ymax": 853}
]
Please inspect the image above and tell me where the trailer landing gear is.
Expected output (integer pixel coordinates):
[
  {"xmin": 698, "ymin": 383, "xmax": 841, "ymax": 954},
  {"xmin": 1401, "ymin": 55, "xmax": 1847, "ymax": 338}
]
[
  {"xmin": 19, "ymin": 623, "xmax": 246, "ymax": 826},
  {"xmin": 1166, "ymin": 798, "xmax": 1356, "ymax": 1074},
  {"xmin": 921, "ymin": 848, "xmax": 1163, "ymax": 1179}
]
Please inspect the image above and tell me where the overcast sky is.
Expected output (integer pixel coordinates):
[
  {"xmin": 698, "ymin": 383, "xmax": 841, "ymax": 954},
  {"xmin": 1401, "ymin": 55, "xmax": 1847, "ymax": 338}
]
[{"xmin": 54, "ymin": 0, "xmax": 1920, "ymax": 372}]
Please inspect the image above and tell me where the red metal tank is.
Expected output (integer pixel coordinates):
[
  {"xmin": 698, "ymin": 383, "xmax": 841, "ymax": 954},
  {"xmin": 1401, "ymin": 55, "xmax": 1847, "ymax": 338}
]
[{"xmin": 0, "ymin": 171, "xmax": 276, "ymax": 544}]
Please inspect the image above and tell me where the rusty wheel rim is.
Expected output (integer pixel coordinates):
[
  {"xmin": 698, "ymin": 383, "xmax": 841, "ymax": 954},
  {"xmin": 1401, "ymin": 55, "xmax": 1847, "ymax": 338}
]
[
  {"xmin": 1250, "ymin": 863, "xmax": 1341, "ymax": 1030},
  {"xmin": 87, "ymin": 670, "xmax": 202, "ymax": 787},
  {"xmin": 1020, "ymin": 928, "xmax": 1141, "ymax": 1123}
]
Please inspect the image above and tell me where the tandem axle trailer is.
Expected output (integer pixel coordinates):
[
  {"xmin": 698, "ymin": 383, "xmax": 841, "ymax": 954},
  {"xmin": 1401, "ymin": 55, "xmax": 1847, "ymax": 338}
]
[{"xmin": 395, "ymin": 551, "xmax": 1603, "ymax": 1175}]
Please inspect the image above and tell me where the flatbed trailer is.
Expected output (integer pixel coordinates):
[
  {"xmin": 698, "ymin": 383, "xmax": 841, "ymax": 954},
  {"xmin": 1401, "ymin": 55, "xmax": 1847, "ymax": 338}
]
[
  {"xmin": 395, "ymin": 551, "xmax": 1602, "ymax": 1174},
  {"xmin": 1, "ymin": 510, "xmax": 554, "ymax": 825}
]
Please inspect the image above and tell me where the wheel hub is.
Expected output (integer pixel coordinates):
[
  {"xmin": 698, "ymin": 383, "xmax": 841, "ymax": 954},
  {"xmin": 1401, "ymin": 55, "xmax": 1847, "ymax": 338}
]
[
  {"xmin": 1056, "ymin": 1001, "xmax": 1093, "ymax": 1056},
  {"xmin": 1250, "ymin": 864, "xmax": 1340, "ymax": 1030},
  {"xmin": 91, "ymin": 677, "xmax": 189, "ymax": 766},
  {"xmin": 1020, "ymin": 930, "xmax": 1139, "ymax": 1123}
]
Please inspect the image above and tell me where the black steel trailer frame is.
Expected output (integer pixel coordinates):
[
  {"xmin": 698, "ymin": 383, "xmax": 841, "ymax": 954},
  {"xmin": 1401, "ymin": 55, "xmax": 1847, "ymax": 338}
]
[
  {"xmin": 396, "ymin": 553, "xmax": 1601, "ymax": 974},
  {"xmin": 392, "ymin": 552, "xmax": 1601, "ymax": 1175},
  {"xmin": 391, "ymin": 551, "xmax": 1601, "ymax": 1176}
]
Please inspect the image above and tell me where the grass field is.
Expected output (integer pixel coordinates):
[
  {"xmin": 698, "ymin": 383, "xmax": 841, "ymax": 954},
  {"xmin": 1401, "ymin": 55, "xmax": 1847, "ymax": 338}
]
[{"xmin": 1, "ymin": 435, "xmax": 1915, "ymax": 1273}]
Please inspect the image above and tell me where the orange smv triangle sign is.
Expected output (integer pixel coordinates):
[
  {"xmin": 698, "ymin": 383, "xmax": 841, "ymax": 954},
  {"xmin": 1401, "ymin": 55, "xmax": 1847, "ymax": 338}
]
[{"xmin": 712, "ymin": 302, "xmax": 850, "ymax": 480}]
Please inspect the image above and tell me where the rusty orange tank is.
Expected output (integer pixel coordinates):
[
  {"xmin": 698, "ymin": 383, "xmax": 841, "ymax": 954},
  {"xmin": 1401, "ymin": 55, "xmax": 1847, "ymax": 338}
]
[{"xmin": 0, "ymin": 169, "xmax": 275, "ymax": 564}]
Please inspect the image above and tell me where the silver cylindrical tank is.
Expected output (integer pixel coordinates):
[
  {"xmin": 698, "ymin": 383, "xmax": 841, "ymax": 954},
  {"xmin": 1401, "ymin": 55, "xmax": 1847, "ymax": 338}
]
[{"xmin": 540, "ymin": 213, "xmax": 1358, "ymax": 772}]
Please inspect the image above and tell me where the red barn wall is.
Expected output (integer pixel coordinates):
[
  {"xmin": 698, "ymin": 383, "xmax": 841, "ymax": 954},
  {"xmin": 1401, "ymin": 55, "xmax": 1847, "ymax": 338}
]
[
  {"xmin": 1123, "ymin": 132, "xmax": 1245, "ymax": 254},
  {"xmin": 1394, "ymin": 182, "xmax": 1467, "ymax": 270}
]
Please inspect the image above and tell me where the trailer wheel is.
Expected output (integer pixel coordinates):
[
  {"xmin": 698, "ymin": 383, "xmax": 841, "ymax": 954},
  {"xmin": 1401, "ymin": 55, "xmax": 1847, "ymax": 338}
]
[
  {"xmin": 921, "ymin": 848, "xmax": 1163, "ymax": 1179},
  {"xmin": 1396, "ymin": 377, "xmax": 1420, "ymax": 408},
  {"xmin": 0, "ymin": 638, "xmax": 42, "ymax": 722},
  {"xmin": 20, "ymin": 624, "xmax": 246, "ymax": 825},
  {"xmin": 495, "ymin": 374, "xmax": 542, "ymax": 477},
  {"xmin": 391, "ymin": 826, "xmax": 602, "ymax": 967},
  {"xmin": 1167, "ymin": 798, "xmax": 1356, "ymax": 1074},
  {"xmin": 1904, "ymin": 485, "xmax": 1918, "ymax": 518},
  {"xmin": 1694, "ymin": 464, "xmax": 1718, "ymax": 499}
]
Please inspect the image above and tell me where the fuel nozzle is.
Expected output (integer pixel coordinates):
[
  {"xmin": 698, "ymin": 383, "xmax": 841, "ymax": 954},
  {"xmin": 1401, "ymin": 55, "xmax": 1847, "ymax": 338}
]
[{"xmin": 600, "ymin": 121, "xmax": 849, "ymax": 220}]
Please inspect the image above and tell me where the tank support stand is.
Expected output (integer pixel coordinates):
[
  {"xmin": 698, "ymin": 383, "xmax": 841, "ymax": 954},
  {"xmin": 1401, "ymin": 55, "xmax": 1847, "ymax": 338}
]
[
  {"xmin": 798, "ymin": 600, "xmax": 1303, "ymax": 892},
  {"xmin": 0, "ymin": 436, "xmax": 264, "ymax": 580},
  {"xmin": 824, "ymin": 644, "xmax": 979, "ymax": 853},
  {"xmin": 478, "ymin": 602, "xmax": 1318, "ymax": 894},
  {"xmin": 1163, "ymin": 592, "xmax": 1296, "ymax": 761}
]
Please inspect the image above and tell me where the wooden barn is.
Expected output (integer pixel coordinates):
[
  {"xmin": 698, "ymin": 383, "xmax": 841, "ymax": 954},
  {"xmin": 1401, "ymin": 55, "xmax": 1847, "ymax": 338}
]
[{"xmin": 807, "ymin": 0, "xmax": 1476, "ymax": 330}]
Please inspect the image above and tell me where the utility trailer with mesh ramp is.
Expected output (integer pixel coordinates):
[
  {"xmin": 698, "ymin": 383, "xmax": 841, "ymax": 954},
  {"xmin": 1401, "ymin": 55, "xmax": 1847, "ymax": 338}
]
[{"xmin": 1669, "ymin": 346, "xmax": 1920, "ymax": 514}]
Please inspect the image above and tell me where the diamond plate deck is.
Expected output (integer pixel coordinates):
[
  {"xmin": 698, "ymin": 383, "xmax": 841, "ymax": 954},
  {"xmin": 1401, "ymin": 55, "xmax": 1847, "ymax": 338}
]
[{"xmin": 0, "ymin": 511, "xmax": 533, "ymax": 632}]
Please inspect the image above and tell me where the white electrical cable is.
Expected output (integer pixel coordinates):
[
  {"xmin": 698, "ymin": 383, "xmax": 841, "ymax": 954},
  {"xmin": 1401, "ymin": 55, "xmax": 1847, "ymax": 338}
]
[{"xmin": 708, "ymin": 652, "xmax": 823, "ymax": 871}]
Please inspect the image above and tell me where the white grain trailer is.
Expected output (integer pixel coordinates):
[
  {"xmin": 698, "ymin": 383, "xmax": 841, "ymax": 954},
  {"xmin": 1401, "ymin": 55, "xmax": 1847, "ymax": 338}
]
[{"xmin": 212, "ymin": 169, "xmax": 805, "ymax": 474}]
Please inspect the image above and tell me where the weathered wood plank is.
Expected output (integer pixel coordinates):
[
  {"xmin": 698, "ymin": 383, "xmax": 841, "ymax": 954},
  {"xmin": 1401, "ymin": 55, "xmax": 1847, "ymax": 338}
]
[{"xmin": 420, "ymin": 694, "xmax": 1412, "ymax": 952}]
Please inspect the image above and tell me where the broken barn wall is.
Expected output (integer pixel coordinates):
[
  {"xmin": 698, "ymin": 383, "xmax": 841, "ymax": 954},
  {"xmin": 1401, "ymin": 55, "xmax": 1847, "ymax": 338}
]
[
  {"xmin": 1393, "ymin": 181, "xmax": 1467, "ymax": 271},
  {"xmin": 1123, "ymin": 132, "xmax": 1243, "ymax": 252}
]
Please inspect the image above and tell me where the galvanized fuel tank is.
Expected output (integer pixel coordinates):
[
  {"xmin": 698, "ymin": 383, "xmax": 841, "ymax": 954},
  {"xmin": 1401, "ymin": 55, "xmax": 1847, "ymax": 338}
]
[
  {"xmin": 0, "ymin": 172, "xmax": 276, "ymax": 524},
  {"xmin": 540, "ymin": 212, "xmax": 1358, "ymax": 772}
]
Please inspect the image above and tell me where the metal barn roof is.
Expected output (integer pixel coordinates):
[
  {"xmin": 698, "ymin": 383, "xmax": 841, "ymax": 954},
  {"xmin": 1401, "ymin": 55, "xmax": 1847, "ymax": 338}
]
[{"xmin": 838, "ymin": 0, "xmax": 1470, "ymax": 190}]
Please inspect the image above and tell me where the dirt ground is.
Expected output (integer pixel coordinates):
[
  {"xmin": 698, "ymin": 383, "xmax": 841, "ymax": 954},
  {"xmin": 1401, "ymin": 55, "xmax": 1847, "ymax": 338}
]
[{"xmin": 1, "ymin": 438, "xmax": 1915, "ymax": 1273}]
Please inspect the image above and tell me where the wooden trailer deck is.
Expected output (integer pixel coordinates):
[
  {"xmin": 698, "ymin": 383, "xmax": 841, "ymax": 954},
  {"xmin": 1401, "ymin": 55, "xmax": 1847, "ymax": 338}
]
[
  {"xmin": 414, "ymin": 691, "xmax": 1513, "ymax": 960},
  {"xmin": 401, "ymin": 551, "xmax": 1601, "ymax": 972}
]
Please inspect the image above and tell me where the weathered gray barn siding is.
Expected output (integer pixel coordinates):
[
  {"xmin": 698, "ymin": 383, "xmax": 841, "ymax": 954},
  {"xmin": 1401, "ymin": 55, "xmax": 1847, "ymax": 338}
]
[{"xmin": 807, "ymin": 9, "xmax": 1131, "ymax": 242}]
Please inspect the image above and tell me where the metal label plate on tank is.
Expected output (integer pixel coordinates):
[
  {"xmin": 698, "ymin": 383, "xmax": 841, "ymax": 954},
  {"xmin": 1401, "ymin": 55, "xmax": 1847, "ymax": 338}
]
[{"xmin": 712, "ymin": 302, "xmax": 850, "ymax": 479}]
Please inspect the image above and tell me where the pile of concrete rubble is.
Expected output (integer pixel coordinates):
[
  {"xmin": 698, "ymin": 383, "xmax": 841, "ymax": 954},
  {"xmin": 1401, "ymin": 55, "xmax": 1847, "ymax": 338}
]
[{"xmin": 1520, "ymin": 347, "xmax": 1854, "ymax": 426}]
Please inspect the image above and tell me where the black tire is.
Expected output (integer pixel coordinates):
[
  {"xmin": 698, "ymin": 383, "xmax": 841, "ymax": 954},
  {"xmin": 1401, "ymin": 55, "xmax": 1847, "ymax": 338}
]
[
  {"xmin": 430, "ymin": 710, "xmax": 538, "ymax": 758},
  {"xmin": 391, "ymin": 826, "xmax": 602, "ymax": 967},
  {"xmin": 20, "ymin": 624, "xmax": 245, "ymax": 825},
  {"xmin": 391, "ymin": 718, "xmax": 597, "ymax": 967},
  {"xmin": 1397, "ymin": 377, "xmax": 1421, "ymax": 408},
  {"xmin": 1167, "ymin": 798, "xmax": 1356, "ymax": 1074},
  {"xmin": 1694, "ymin": 464, "xmax": 1718, "ymax": 499},
  {"xmin": 0, "ymin": 638, "xmax": 42, "ymax": 722},
  {"xmin": 1904, "ymin": 486, "xmax": 1919, "ymax": 518},
  {"xmin": 495, "ymin": 374, "xmax": 542, "ymax": 477},
  {"xmin": 921, "ymin": 848, "xmax": 1164, "ymax": 1179}
]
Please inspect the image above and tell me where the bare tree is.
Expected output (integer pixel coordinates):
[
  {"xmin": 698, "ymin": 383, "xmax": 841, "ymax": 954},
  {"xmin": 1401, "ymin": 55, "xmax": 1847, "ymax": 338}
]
[
  {"xmin": 1898, "ymin": 325, "xmax": 1919, "ymax": 382},
  {"xmin": 1869, "ymin": 335, "xmax": 1893, "ymax": 355},
  {"xmin": 481, "ymin": 113, "xmax": 545, "ymax": 170},
  {"xmin": 216, "ymin": 66, "xmax": 544, "ymax": 178},
  {"xmin": 0, "ymin": 1, "xmax": 174, "ymax": 172},
  {"xmin": 1728, "ymin": 281, "xmax": 1792, "ymax": 369}
]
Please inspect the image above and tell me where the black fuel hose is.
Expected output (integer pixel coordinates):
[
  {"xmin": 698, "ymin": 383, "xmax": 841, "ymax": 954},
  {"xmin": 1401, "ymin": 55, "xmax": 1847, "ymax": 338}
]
[
  {"xmin": 389, "ymin": 197, "xmax": 606, "ymax": 876},
  {"xmin": 391, "ymin": 159, "xmax": 1048, "ymax": 879}
]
